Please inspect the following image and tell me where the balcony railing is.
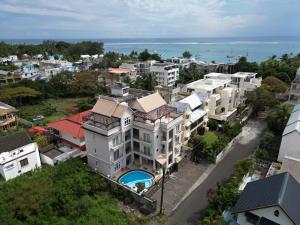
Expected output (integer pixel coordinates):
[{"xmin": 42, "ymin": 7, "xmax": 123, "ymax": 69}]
[{"xmin": 84, "ymin": 115, "xmax": 120, "ymax": 130}]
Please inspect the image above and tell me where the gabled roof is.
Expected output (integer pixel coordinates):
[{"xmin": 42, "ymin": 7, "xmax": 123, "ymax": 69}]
[
  {"xmin": 131, "ymin": 92, "xmax": 166, "ymax": 113},
  {"xmin": 283, "ymin": 105, "xmax": 300, "ymax": 136},
  {"xmin": 47, "ymin": 110, "xmax": 91, "ymax": 138},
  {"xmin": 0, "ymin": 131, "xmax": 32, "ymax": 153},
  {"xmin": 92, "ymin": 99, "xmax": 127, "ymax": 118},
  {"xmin": 232, "ymin": 172, "xmax": 300, "ymax": 225},
  {"xmin": 179, "ymin": 93, "xmax": 203, "ymax": 110}
]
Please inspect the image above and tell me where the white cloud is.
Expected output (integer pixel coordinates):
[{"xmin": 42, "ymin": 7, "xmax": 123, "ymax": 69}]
[{"xmin": 0, "ymin": 0, "xmax": 268, "ymax": 37}]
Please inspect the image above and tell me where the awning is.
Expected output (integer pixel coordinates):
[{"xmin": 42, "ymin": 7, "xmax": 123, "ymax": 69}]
[
  {"xmin": 156, "ymin": 154, "xmax": 167, "ymax": 165},
  {"xmin": 190, "ymin": 109, "xmax": 206, "ymax": 123}
]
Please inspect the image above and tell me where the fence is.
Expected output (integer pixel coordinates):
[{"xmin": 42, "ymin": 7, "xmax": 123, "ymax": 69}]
[
  {"xmin": 215, "ymin": 132, "xmax": 242, "ymax": 164},
  {"xmin": 95, "ymin": 171, "xmax": 157, "ymax": 213}
]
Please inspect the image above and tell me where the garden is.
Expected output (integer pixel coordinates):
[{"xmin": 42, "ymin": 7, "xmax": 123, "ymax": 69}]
[
  {"xmin": 191, "ymin": 119, "xmax": 242, "ymax": 163},
  {"xmin": 0, "ymin": 159, "xmax": 146, "ymax": 225}
]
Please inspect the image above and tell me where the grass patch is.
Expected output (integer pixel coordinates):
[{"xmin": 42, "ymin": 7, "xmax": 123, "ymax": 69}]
[
  {"xmin": 18, "ymin": 97, "xmax": 88, "ymax": 125},
  {"xmin": 202, "ymin": 131, "xmax": 218, "ymax": 147}
]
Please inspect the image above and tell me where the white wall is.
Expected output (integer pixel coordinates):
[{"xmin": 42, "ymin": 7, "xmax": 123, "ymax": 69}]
[
  {"xmin": 237, "ymin": 206, "xmax": 293, "ymax": 225},
  {"xmin": 0, "ymin": 143, "xmax": 41, "ymax": 180},
  {"xmin": 278, "ymin": 131, "xmax": 300, "ymax": 162}
]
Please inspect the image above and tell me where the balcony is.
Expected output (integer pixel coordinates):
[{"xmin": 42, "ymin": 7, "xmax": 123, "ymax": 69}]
[{"xmin": 83, "ymin": 115, "xmax": 120, "ymax": 131}]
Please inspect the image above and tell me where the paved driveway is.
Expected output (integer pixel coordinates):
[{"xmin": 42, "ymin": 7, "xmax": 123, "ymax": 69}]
[
  {"xmin": 165, "ymin": 118, "xmax": 266, "ymax": 225},
  {"xmin": 151, "ymin": 160, "xmax": 210, "ymax": 214}
]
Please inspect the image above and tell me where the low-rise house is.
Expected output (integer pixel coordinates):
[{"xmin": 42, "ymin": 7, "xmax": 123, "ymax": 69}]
[
  {"xmin": 0, "ymin": 131, "xmax": 41, "ymax": 180},
  {"xmin": 83, "ymin": 93, "xmax": 183, "ymax": 178},
  {"xmin": 150, "ymin": 63, "xmax": 179, "ymax": 87},
  {"xmin": 47, "ymin": 110, "xmax": 92, "ymax": 150},
  {"xmin": 39, "ymin": 144, "xmax": 70, "ymax": 166},
  {"xmin": 170, "ymin": 93, "xmax": 208, "ymax": 144},
  {"xmin": 278, "ymin": 104, "xmax": 300, "ymax": 162},
  {"xmin": 183, "ymin": 78, "xmax": 237, "ymax": 121},
  {"xmin": 167, "ymin": 57, "xmax": 194, "ymax": 69},
  {"xmin": 232, "ymin": 172, "xmax": 300, "ymax": 225},
  {"xmin": 100, "ymin": 67, "xmax": 136, "ymax": 85},
  {"xmin": 204, "ymin": 72, "xmax": 261, "ymax": 105},
  {"xmin": 109, "ymin": 83, "xmax": 129, "ymax": 97},
  {"xmin": 155, "ymin": 85, "xmax": 182, "ymax": 103},
  {"xmin": 0, "ymin": 102, "xmax": 17, "ymax": 131},
  {"xmin": 288, "ymin": 67, "xmax": 300, "ymax": 104}
]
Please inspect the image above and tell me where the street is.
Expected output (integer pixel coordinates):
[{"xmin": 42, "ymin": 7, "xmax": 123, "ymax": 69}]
[{"xmin": 165, "ymin": 118, "xmax": 266, "ymax": 225}]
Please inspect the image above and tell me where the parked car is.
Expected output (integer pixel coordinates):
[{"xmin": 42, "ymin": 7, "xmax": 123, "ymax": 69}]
[{"xmin": 32, "ymin": 115, "xmax": 44, "ymax": 121}]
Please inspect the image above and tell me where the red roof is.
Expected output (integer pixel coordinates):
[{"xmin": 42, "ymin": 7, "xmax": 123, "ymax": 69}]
[
  {"xmin": 28, "ymin": 126, "xmax": 48, "ymax": 135},
  {"xmin": 47, "ymin": 110, "xmax": 91, "ymax": 138}
]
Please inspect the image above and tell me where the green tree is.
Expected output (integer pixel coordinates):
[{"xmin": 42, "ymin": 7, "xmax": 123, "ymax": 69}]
[
  {"xmin": 33, "ymin": 134, "xmax": 48, "ymax": 148},
  {"xmin": 182, "ymin": 51, "xmax": 192, "ymax": 58},
  {"xmin": 262, "ymin": 76, "xmax": 289, "ymax": 93},
  {"xmin": 267, "ymin": 103, "xmax": 292, "ymax": 134}
]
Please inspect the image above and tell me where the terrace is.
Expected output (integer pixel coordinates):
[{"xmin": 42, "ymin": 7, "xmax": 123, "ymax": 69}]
[
  {"xmin": 83, "ymin": 114, "xmax": 120, "ymax": 131},
  {"xmin": 133, "ymin": 105, "xmax": 181, "ymax": 125}
]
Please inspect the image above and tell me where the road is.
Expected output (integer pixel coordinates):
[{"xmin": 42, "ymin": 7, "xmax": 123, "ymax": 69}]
[{"xmin": 166, "ymin": 118, "xmax": 266, "ymax": 225}]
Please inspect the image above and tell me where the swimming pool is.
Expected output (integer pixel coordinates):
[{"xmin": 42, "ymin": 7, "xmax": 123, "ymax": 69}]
[{"xmin": 118, "ymin": 170, "xmax": 154, "ymax": 190}]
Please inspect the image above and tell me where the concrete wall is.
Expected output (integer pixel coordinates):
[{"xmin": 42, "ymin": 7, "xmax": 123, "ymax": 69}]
[
  {"xmin": 0, "ymin": 143, "xmax": 41, "ymax": 180},
  {"xmin": 278, "ymin": 132, "xmax": 300, "ymax": 162}
]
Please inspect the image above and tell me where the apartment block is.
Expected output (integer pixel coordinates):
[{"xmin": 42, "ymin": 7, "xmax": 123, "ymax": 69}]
[
  {"xmin": 150, "ymin": 63, "xmax": 179, "ymax": 87},
  {"xmin": 170, "ymin": 93, "xmax": 208, "ymax": 144},
  {"xmin": 204, "ymin": 72, "xmax": 261, "ymax": 105},
  {"xmin": 83, "ymin": 93, "xmax": 183, "ymax": 178},
  {"xmin": 183, "ymin": 78, "xmax": 237, "ymax": 121}
]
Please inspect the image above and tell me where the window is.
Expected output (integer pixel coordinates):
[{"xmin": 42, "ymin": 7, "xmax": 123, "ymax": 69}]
[
  {"xmin": 5, "ymin": 163, "xmax": 14, "ymax": 170},
  {"xmin": 175, "ymin": 124, "xmax": 180, "ymax": 133},
  {"xmin": 94, "ymin": 148, "xmax": 96, "ymax": 154},
  {"xmin": 20, "ymin": 158, "xmax": 29, "ymax": 167},
  {"xmin": 114, "ymin": 162, "xmax": 121, "ymax": 171},
  {"xmin": 169, "ymin": 129, "xmax": 173, "ymax": 139},
  {"xmin": 168, "ymin": 154, "xmax": 173, "ymax": 164},
  {"xmin": 125, "ymin": 130, "xmax": 131, "ymax": 141},
  {"xmin": 143, "ymin": 133, "xmax": 151, "ymax": 143},
  {"xmin": 133, "ymin": 128, "xmax": 139, "ymax": 139},
  {"xmin": 112, "ymin": 136, "xmax": 120, "ymax": 147},
  {"xmin": 124, "ymin": 117, "xmax": 131, "ymax": 126},
  {"xmin": 113, "ymin": 149, "xmax": 120, "ymax": 161},
  {"xmin": 244, "ymin": 212, "xmax": 259, "ymax": 224},
  {"xmin": 143, "ymin": 146, "xmax": 151, "ymax": 156}
]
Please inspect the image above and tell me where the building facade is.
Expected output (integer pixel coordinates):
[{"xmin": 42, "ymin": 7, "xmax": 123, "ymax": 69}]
[
  {"xmin": 83, "ymin": 93, "xmax": 183, "ymax": 178},
  {"xmin": 183, "ymin": 78, "xmax": 238, "ymax": 121},
  {"xmin": 0, "ymin": 132, "xmax": 41, "ymax": 180},
  {"xmin": 150, "ymin": 63, "xmax": 179, "ymax": 87},
  {"xmin": 204, "ymin": 72, "xmax": 261, "ymax": 105},
  {"xmin": 0, "ymin": 101, "xmax": 17, "ymax": 131},
  {"xmin": 170, "ymin": 93, "xmax": 208, "ymax": 144}
]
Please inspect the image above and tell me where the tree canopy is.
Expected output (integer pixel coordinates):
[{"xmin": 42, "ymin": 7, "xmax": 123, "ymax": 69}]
[
  {"xmin": 182, "ymin": 51, "xmax": 192, "ymax": 58},
  {"xmin": 262, "ymin": 76, "xmax": 289, "ymax": 93}
]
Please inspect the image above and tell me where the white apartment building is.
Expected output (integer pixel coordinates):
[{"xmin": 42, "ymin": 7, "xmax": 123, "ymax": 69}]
[
  {"xmin": 120, "ymin": 60, "xmax": 157, "ymax": 76},
  {"xmin": 183, "ymin": 79, "xmax": 237, "ymax": 121},
  {"xmin": 170, "ymin": 93, "xmax": 208, "ymax": 144},
  {"xmin": 204, "ymin": 72, "xmax": 261, "ymax": 105},
  {"xmin": 0, "ymin": 132, "xmax": 41, "ymax": 180},
  {"xmin": 83, "ymin": 93, "xmax": 183, "ymax": 178},
  {"xmin": 150, "ymin": 63, "xmax": 179, "ymax": 87}
]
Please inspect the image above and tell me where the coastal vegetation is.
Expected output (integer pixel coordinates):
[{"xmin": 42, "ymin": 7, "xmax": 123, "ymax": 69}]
[
  {"xmin": 0, "ymin": 159, "xmax": 140, "ymax": 225},
  {"xmin": 0, "ymin": 41, "xmax": 104, "ymax": 61}
]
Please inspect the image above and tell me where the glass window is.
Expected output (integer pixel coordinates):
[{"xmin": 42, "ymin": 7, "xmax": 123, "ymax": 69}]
[
  {"xmin": 112, "ymin": 136, "xmax": 119, "ymax": 146},
  {"xmin": 143, "ymin": 133, "xmax": 151, "ymax": 143},
  {"xmin": 114, "ymin": 162, "xmax": 121, "ymax": 171},
  {"xmin": 124, "ymin": 117, "xmax": 131, "ymax": 126},
  {"xmin": 143, "ymin": 146, "xmax": 151, "ymax": 156},
  {"xmin": 20, "ymin": 158, "xmax": 28, "ymax": 167},
  {"xmin": 113, "ymin": 149, "xmax": 120, "ymax": 161}
]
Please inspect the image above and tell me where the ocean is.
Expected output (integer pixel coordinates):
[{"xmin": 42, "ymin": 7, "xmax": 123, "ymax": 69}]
[{"xmin": 2, "ymin": 37, "xmax": 300, "ymax": 63}]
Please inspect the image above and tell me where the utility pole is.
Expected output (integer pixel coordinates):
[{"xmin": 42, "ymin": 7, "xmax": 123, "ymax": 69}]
[{"xmin": 160, "ymin": 166, "xmax": 165, "ymax": 214}]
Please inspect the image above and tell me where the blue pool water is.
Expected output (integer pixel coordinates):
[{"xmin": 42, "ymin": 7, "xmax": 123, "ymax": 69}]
[{"xmin": 118, "ymin": 170, "xmax": 153, "ymax": 190}]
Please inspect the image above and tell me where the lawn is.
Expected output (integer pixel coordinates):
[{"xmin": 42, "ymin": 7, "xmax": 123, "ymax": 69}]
[
  {"xmin": 203, "ymin": 131, "xmax": 218, "ymax": 147},
  {"xmin": 18, "ymin": 97, "xmax": 88, "ymax": 125}
]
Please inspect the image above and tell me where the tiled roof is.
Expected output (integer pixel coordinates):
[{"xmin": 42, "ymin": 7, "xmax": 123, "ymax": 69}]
[
  {"xmin": 232, "ymin": 172, "xmax": 300, "ymax": 225},
  {"xmin": 47, "ymin": 110, "xmax": 91, "ymax": 138},
  {"xmin": 92, "ymin": 99, "xmax": 127, "ymax": 118},
  {"xmin": 0, "ymin": 131, "xmax": 32, "ymax": 153},
  {"xmin": 131, "ymin": 92, "xmax": 166, "ymax": 113}
]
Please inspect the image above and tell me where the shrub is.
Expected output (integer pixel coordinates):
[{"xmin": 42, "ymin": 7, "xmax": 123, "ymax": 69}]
[{"xmin": 207, "ymin": 120, "xmax": 219, "ymax": 131}]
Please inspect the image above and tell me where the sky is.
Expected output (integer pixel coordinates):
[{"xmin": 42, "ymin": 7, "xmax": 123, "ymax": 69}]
[{"xmin": 0, "ymin": 0, "xmax": 299, "ymax": 39}]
